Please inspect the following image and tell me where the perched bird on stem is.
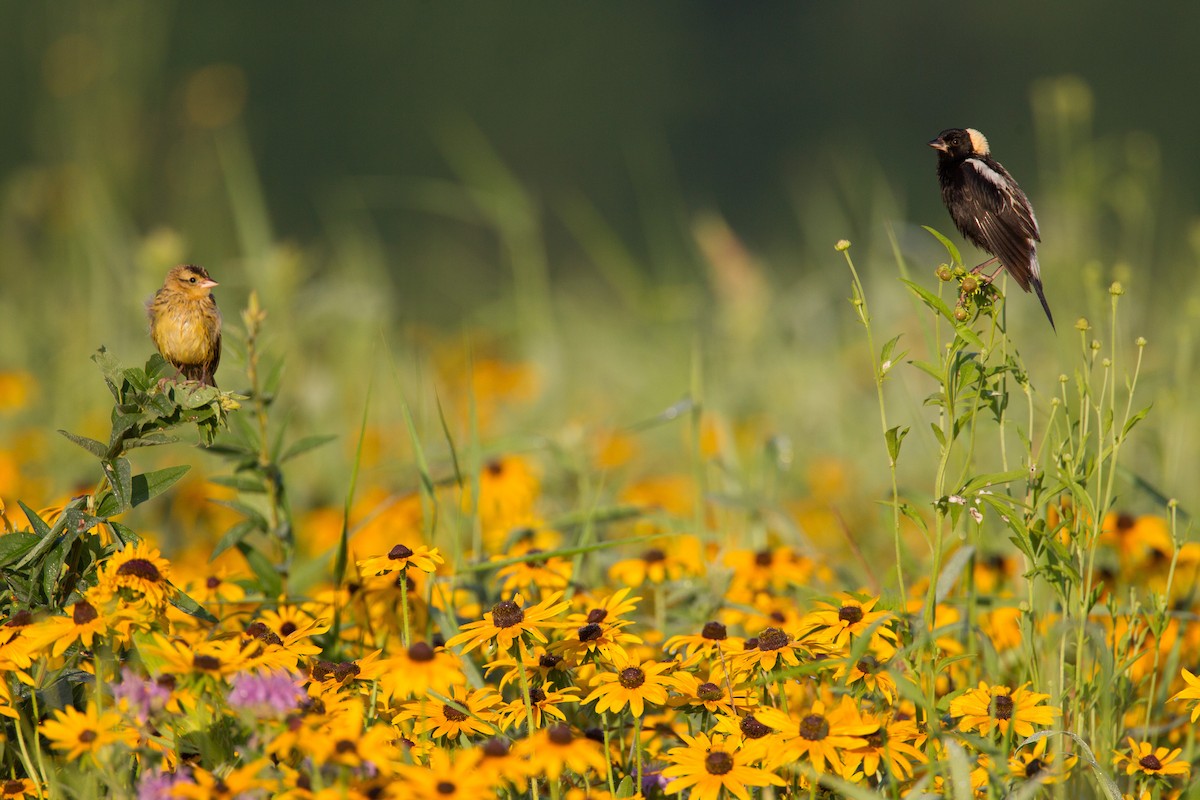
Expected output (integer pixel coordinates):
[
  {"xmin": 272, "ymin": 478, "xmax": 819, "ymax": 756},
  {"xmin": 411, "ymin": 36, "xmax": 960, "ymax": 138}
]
[
  {"xmin": 929, "ymin": 127, "xmax": 1055, "ymax": 329},
  {"xmin": 147, "ymin": 264, "xmax": 222, "ymax": 386}
]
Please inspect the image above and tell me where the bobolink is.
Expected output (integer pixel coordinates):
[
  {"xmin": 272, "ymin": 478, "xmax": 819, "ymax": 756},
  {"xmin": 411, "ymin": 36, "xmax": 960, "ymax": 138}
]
[
  {"xmin": 147, "ymin": 264, "xmax": 222, "ymax": 386},
  {"xmin": 929, "ymin": 127, "xmax": 1054, "ymax": 329}
]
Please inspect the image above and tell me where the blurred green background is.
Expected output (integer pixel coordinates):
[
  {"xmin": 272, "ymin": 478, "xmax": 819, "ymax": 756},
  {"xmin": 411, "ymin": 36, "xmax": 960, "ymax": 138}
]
[{"xmin": 2, "ymin": 2, "xmax": 1198, "ymax": 544}]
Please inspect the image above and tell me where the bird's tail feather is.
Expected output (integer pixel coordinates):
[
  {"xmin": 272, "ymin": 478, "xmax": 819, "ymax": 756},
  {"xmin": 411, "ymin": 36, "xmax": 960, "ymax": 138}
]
[{"xmin": 1031, "ymin": 277, "xmax": 1055, "ymax": 331}]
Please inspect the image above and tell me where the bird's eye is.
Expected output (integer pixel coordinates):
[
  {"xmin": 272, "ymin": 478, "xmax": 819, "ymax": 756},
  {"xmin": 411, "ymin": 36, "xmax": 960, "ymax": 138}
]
[{"xmin": 189, "ymin": 277, "xmax": 197, "ymax": 283}]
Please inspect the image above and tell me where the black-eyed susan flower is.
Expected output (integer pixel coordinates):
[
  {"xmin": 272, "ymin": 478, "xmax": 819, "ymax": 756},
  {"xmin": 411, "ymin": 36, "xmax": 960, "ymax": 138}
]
[
  {"xmin": 843, "ymin": 712, "xmax": 926, "ymax": 783},
  {"xmin": 514, "ymin": 724, "xmax": 609, "ymax": 782},
  {"xmin": 667, "ymin": 668, "xmax": 756, "ymax": 716},
  {"xmin": 399, "ymin": 684, "xmax": 502, "ymax": 740},
  {"xmin": 834, "ymin": 652, "xmax": 899, "ymax": 703},
  {"xmin": 146, "ymin": 634, "xmax": 259, "ymax": 680},
  {"xmin": 399, "ymin": 746, "xmax": 497, "ymax": 800},
  {"xmin": 724, "ymin": 545, "xmax": 822, "ymax": 594},
  {"xmin": 1112, "ymin": 738, "xmax": 1191, "ymax": 780},
  {"xmin": 484, "ymin": 645, "xmax": 575, "ymax": 691},
  {"xmin": 95, "ymin": 541, "xmax": 174, "ymax": 610},
  {"xmin": 661, "ymin": 731, "xmax": 784, "ymax": 800},
  {"xmin": 733, "ymin": 626, "xmax": 815, "ymax": 675},
  {"xmin": 33, "ymin": 594, "xmax": 127, "ymax": 658},
  {"xmin": 779, "ymin": 695, "xmax": 878, "ymax": 777},
  {"xmin": 496, "ymin": 548, "xmax": 573, "ymax": 594},
  {"xmin": 804, "ymin": 593, "xmax": 897, "ymax": 653},
  {"xmin": 949, "ymin": 681, "xmax": 1058, "ymax": 738},
  {"xmin": 356, "ymin": 542, "xmax": 444, "ymax": 577},
  {"xmin": 608, "ymin": 536, "xmax": 703, "ymax": 586},
  {"xmin": 583, "ymin": 658, "xmax": 673, "ymax": 718},
  {"xmin": 497, "ymin": 684, "xmax": 580, "ymax": 730},
  {"xmin": 445, "ymin": 592, "xmax": 569, "ymax": 656},
  {"xmin": 0, "ymin": 778, "xmax": 40, "ymax": 800},
  {"xmin": 663, "ymin": 620, "xmax": 745, "ymax": 663},
  {"xmin": 1008, "ymin": 736, "xmax": 1077, "ymax": 785},
  {"xmin": 550, "ymin": 612, "xmax": 643, "ymax": 664},
  {"xmin": 172, "ymin": 758, "xmax": 272, "ymax": 799},
  {"xmin": 1170, "ymin": 668, "xmax": 1200, "ymax": 722},
  {"xmin": 378, "ymin": 641, "xmax": 466, "ymax": 702},
  {"xmin": 39, "ymin": 703, "xmax": 137, "ymax": 762}
]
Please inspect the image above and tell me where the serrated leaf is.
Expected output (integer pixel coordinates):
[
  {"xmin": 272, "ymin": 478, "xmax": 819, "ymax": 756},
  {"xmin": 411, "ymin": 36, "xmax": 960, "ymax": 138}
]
[
  {"xmin": 280, "ymin": 434, "xmax": 337, "ymax": 464},
  {"xmin": 885, "ymin": 425, "xmax": 909, "ymax": 463},
  {"xmin": 130, "ymin": 465, "xmax": 191, "ymax": 508},
  {"xmin": 211, "ymin": 520, "xmax": 260, "ymax": 562},
  {"xmin": 57, "ymin": 430, "xmax": 108, "ymax": 458},
  {"xmin": 922, "ymin": 225, "xmax": 964, "ymax": 266}
]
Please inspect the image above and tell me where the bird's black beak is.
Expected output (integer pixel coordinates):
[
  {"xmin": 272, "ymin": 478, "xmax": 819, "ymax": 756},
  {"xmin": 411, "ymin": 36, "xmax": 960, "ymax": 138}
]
[{"xmin": 929, "ymin": 137, "xmax": 948, "ymax": 152}]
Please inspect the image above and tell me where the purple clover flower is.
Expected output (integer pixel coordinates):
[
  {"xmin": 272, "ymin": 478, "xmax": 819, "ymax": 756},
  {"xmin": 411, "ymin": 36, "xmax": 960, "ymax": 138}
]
[
  {"xmin": 227, "ymin": 668, "xmax": 306, "ymax": 717},
  {"xmin": 111, "ymin": 667, "xmax": 171, "ymax": 723}
]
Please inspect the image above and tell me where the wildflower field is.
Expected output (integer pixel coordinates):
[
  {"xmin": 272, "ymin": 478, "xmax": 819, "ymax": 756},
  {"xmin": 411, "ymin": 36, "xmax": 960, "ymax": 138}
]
[{"xmin": 2, "ymin": 12, "xmax": 1200, "ymax": 800}]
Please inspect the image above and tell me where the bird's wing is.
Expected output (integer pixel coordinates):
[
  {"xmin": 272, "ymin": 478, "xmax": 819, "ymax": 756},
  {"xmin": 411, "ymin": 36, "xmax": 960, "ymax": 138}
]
[{"xmin": 960, "ymin": 158, "xmax": 1041, "ymax": 290}]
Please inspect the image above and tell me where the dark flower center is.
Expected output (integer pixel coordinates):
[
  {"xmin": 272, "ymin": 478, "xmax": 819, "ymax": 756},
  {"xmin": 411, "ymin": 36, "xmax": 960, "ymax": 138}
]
[
  {"xmin": 856, "ymin": 655, "xmax": 881, "ymax": 674},
  {"xmin": 701, "ymin": 621, "xmax": 728, "ymax": 640},
  {"xmin": 78, "ymin": 729, "xmax": 97, "ymax": 744},
  {"xmin": 1116, "ymin": 513, "xmax": 1135, "ymax": 531},
  {"xmin": 539, "ymin": 653, "xmax": 563, "ymax": 669},
  {"xmin": 486, "ymin": 460, "xmax": 505, "ymax": 476},
  {"xmin": 618, "ymin": 667, "xmax": 646, "ymax": 689},
  {"xmin": 838, "ymin": 605, "xmax": 864, "ymax": 625},
  {"xmin": 799, "ymin": 714, "xmax": 830, "ymax": 741},
  {"xmin": 408, "ymin": 642, "xmax": 435, "ymax": 662},
  {"xmin": 586, "ymin": 608, "xmax": 608, "ymax": 624},
  {"xmin": 334, "ymin": 662, "xmax": 361, "ymax": 682},
  {"xmin": 491, "ymin": 600, "xmax": 525, "ymax": 629},
  {"xmin": 529, "ymin": 687, "xmax": 547, "ymax": 703},
  {"xmin": 548, "ymin": 724, "xmax": 573, "ymax": 745},
  {"xmin": 335, "ymin": 739, "xmax": 357, "ymax": 754},
  {"xmin": 246, "ymin": 621, "xmax": 283, "ymax": 646},
  {"xmin": 73, "ymin": 601, "xmax": 99, "ymax": 625},
  {"xmin": 436, "ymin": 780, "xmax": 457, "ymax": 795},
  {"xmin": 193, "ymin": 654, "xmax": 222, "ymax": 672},
  {"xmin": 866, "ymin": 730, "xmax": 885, "ymax": 748},
  {"xmin": 754, "ymin": 549, "xmax": 773, "ymax": 567},
  {"xmin": 482, "ymin": 738, "xmax": 510, "ymax": 757},
  {"xmin": 116, "ymin": 558, "xmax": 162, "ymax": 582},
  {"xmin": 206, "ymin": 576, "xmax": 222, "ymax": 589},
  {"xmin": 280, "ymin": 621, "xmax": 298, "ymax": 636},
  {"xmin": 697, "ymin": 682, "xmax": 723, "ymax": 702},
  {"xmin": 1139, "ymin": 754, "xmax": 1163, "ymax": 771},
  {"xmin": 991, "ymin": 693, "xmax": 1014, "ymax": 720},
  {"xmin": 757, "ymin": 627, "xmax": 789, "ymax": 651},
  {"xmin": 5, "ymin": 610, "xmax": 31, "ymax": 627},
  {"xmin": 740, "ymin": 715, "xmax": 770, "ymax": 739},
  {"xmin": 2, "ymin": 780, "xmax": 25, "ymax": 795},
  {"xmin": 388, "ymin": 544, "xmax": 415, "ymax": 560},
  {"xmin": 578, "ymin": 623, "xmax": 603, "ymax": 642},
  {"xmin": 642, "ymin": 548, "xmax": 666, "ymax": 563},
  {"xmin": 705, "ymin": 750, "xmax": 734, "ymax": 775},
  {"xmin": 443, "ymin": 704, "xmax": 468, "ymax": 722},
  {"xmin": 1025, "ymin": 758, "xmax": 1044, "ymax": 778}
]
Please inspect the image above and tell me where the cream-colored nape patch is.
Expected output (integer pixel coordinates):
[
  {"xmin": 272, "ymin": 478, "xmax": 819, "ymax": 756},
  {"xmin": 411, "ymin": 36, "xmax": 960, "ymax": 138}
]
[{"xmin": 966, "ymin": 128, "xmax": 990, "ymax": 155}]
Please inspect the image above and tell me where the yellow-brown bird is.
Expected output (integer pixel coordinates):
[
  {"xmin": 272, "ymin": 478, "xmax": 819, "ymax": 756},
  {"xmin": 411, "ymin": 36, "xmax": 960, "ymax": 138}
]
[{"xmin": 147, "ymin": 264, "xmax": 222, "ymax": 386}]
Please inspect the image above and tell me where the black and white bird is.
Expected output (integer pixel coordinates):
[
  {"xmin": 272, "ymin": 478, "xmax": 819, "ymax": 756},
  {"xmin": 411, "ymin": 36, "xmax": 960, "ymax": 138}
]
[{"xmin": 929, "ymin": 127, "xmax": 1054, "ymax": 329}]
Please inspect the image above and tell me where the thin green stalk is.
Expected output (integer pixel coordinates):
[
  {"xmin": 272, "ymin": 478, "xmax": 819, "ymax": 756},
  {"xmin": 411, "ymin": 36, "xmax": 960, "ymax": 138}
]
[
  {"xmin": 840, "ymin": 241, "xmax": 906, "ymax": 599},
  {"xmin": 516, "ymin": 640, "xmax": 542, "ymax": 800}
]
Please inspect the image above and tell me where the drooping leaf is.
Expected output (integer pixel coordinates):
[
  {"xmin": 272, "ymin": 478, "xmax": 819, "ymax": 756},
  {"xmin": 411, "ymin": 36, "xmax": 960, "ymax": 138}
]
[
  {"xmin": 57, "ymin": 430, "xmax": 108, "ymax": 458},
  {"xmin": 168, "ymin": 584, "xmax": 218, "ymax": 624},
  {"xmin": 280, "ymin": 434, "xmax": 337, "ymax": 464},
  {"xmin": 129, "ymin": 465, "xmax": 191, "ymax": 509}
]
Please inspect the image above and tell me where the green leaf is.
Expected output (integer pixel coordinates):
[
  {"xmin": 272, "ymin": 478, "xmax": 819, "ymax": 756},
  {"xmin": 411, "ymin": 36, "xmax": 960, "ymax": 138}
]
[
  {"xmin": 909, "ymin": 359, "xmax": 943, "ymax": 383},
  {"xmin": 952, "ymin": 321, "xmax": 985, "ymax": 350},
  {"xmin": 929, "ymin": 422, "xmax": 946, "ymax": 447},
  {"xmin": 0, "ymin": 533, "xmax": 39, "ymax": 568},
  {"xmin": 105, "ymin": 521, "xmax": 142, "ymax": 547},
  {"xmin": 898, "ymin": 502, "xmax": 929, "ymax": 535},
  {"xmin": 17, "ymin": 501, "xmax": 51, "ymax": 539},
  {"xmin": 885, "ymin": 425, "xmax": 909, "ymax": 463},
  {"xmin": 1017, "ymin": 731, "xmax": 1121, "ymax": 800},
  {"xmin": 935, "ymin": 544, "xmax": 974, "ymax": 603},
  {"xmin": 208, "ymin": 474, "xmax": 268, "ymax": 493},
  {"xmin": 1122, "ymin": 403, "xmax": 1152, "ymax": 438},
  {"xmin": 238, "ymin": 542, "xmax": 283, "ymax": 598},
  {"xmin": 168, "ymin": 584, "xmax": 218, "ymax": 624},
  {"xmin": 960, "ymin": 469, "xmax": 1029, "ymax": 496},
  {"xmin": 615, "ymin": 776, "xmax": 636, "ymax": 799},
  {"xmin": 901, "ymin": 277, "xmax": 954, "ymax": 321},
  {"xmin": 922, "ymin": 225, "xmax": 963, "ymax": 266},
  {"xmin": 124, "ymin": 433, "xmax": 182, "ymax": 449},
  {"xmin": 210, "ymin": 520, "xmax": 260, "ymax": 562},
  {"xmin": 129, "ymin": 465, "xmax": 191, "ymax": 509},
  {"xmin": 102, "ymin": 457, "xmax": 134, "ymax": 512},
  {"xmin": 280, "ymin": 434, "xmax": 337, "ymax": 464},
  {"xmin": 57, "ymin": 429, "xmax": 108, "ymax": 458},
  {"xmin": 879, "ymin": 334, "xmax": 902, "ymax": 366},
  {"xmin": 212, "ymin": 500, "xmax": 269, "ymax": 531}
]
